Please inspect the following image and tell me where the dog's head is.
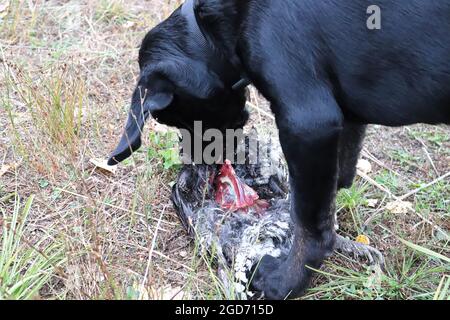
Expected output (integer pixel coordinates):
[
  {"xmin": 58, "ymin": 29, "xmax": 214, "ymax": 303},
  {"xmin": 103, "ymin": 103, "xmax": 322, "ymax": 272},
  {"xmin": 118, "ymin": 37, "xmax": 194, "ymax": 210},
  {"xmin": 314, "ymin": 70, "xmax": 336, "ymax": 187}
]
[{"xmin": 108, "ymin": 3, "xmax": 248, "ymax": 165}]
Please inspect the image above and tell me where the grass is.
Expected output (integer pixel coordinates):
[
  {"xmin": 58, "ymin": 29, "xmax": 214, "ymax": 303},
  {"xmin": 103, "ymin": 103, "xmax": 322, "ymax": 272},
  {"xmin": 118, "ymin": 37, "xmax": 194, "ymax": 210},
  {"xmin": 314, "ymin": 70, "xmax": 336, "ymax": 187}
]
[
  {"xmin": 434, "ymin": 275, "xmax": 450, "ymax": 300},
  {"xmin": 0, "ymin": 0, "xmax": 448, "ymax": 300},
  {"xmin": 0, "ymin": 195, "xmax": 65, "ymax": 299},
  {"xmin": 95, "ymin": 0, "xmax": 134, "ymax": 25},
  {"xmin": 308, "ymin": 234, "xmax": 449, "ymax": 300}
]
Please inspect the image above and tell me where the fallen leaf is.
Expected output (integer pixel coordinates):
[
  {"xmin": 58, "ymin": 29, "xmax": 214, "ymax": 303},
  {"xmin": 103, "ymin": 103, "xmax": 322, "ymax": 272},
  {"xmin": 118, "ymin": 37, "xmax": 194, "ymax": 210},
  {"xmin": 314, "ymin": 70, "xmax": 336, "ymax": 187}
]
[
  {"xmin": 123, "ymin": 21, "xmax": 135, "ymax": 29},
  {"xmin": 0, "ymin": 162, "xmax": 20, "ymax": 177},
  {"xmin": 129, "ymin": 282, "xmax": 188, "ymax": 300},
  {"xmin": 179, "ymin": 250, "xmax": 188, "ymax": 258},
  {"xmin": 386, "ymin": 200, "xmax": 413, "ymax": 214},
  {"xmin": 366, "ymin": 198, "xmax": 379, "ymax": 208},
  {"xmin": 357, "ymin": 159, "xmax": 372, "ymax": 175},
  {"xmin": 356, "ymin": 234, "xmax": 371, "ymax": 245},
  {"xmin": 90, "ymin": 158, "xmax": 117, "ymax": 174},
  {"xmin": 0, "ymin": 165, "xmax": 11, "ymax": 177},
  {"xmin": 399, "ymin": 237, "xmax": 450, "ymax": 264},
  {"xmin": 0, "ymin": 2, "xmax": 9, "ymax": 19},
  {"xmin": 149, "ymin": 119, "xmax": 170, "ymax": 134},
  {"xmin": 148, "ymin": 285, "xmax": 186, "ymax": 300},
  {"xmin": 364, "ymin": 264, "xmax": 383, "ymax": 289},
  {"xmin": 161, "ymin": 286, "xmax": 186, "ymax": 300}
]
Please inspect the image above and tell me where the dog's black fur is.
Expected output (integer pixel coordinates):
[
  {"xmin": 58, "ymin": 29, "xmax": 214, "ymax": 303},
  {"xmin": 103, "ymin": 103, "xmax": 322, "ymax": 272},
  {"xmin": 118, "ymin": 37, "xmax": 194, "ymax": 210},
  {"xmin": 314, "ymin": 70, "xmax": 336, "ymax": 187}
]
[{"xmin": 109, "ymin": 0, "xmax": 450, "ymax": 299}]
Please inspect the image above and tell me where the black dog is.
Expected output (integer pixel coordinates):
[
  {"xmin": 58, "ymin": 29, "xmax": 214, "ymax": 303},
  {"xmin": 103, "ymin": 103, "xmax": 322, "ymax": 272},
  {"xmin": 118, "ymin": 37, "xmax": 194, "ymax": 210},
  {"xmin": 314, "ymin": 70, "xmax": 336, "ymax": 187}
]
[{"xmin": 108, "ymin": 0, "xmax": 450, "ymax": 299}]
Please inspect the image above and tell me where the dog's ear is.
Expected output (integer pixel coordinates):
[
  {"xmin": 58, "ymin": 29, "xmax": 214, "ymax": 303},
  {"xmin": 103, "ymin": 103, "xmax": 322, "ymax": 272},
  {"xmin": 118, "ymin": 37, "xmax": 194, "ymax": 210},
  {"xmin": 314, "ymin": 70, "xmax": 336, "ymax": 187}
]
[
  {"xmin": 147, "ymin": 59, "xmax": 225, "ymax": 100},
  {"xmin": 107, "ymin": 80, "xmax": 174, "ymax": 166},
  {"xmin": 107, "ymin": 59, "xmax": 224, "ymax": 165}
]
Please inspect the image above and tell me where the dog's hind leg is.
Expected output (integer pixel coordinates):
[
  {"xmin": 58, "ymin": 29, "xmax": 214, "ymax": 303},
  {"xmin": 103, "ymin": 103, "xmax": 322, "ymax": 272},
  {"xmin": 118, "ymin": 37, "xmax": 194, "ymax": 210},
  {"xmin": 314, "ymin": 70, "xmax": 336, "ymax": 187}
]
[
  {"xmin": 332, "ymin": 123, "xmax": 384, "ymax": 265},
  {"xmin": 337, "ymin": 122, "xmax": 367, "ymax": 190},
  {"xmin": 332, "ymin": 122, "xmax": 367, "ymax": 230}
]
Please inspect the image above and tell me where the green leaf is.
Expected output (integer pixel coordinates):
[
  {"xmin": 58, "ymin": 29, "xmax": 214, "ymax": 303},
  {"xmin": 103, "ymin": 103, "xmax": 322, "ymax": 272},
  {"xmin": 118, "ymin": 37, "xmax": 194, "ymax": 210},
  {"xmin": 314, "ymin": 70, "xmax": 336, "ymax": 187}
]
[
  {"xmin": 398, "ymin": 238, "xmax": 450, "ymax": 264},
  {"xmin": 433, "ymin": 276, "xmax": 450, "ymax": 300}
]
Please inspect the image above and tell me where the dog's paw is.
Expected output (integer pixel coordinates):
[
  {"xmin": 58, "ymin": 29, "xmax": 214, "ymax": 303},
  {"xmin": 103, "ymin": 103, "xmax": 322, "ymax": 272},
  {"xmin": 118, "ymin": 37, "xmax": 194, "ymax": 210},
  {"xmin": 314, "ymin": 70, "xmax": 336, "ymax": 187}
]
[
  {"xmin": 251, "ymin": 255, "xmax": 294, "ymax": 300},
  {"xmin": 251, "ymin": 236, "xmax": 331, "ymax": 300}
]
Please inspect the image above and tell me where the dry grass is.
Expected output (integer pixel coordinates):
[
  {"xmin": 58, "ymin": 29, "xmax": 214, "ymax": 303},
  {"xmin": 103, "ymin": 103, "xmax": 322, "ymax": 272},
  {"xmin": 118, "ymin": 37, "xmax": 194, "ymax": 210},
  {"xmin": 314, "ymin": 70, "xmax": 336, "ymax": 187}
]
[{"xmin": 0, "ymin": 0, "xmax": 448, "ymax": 300}]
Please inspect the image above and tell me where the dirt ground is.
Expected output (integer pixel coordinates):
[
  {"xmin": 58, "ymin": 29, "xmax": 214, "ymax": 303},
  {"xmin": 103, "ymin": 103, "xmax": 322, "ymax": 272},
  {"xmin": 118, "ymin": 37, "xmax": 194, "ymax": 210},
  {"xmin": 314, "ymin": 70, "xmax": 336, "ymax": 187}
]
[{"xmin": 0, "ymin": 0, "xmax": 448, "ymax": 300}]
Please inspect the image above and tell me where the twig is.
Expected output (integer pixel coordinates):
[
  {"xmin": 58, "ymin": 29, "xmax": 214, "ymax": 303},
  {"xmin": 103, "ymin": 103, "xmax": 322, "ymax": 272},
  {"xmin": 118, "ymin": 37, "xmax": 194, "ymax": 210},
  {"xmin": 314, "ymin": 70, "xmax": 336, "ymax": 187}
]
[
  {"xmin": 422, "ymin": 146, "xmax": 440, "ymax": 177},
  {"xmin": 361, "ymin": 148, "xmax": 413, "ymax": 182},
  {"xmin": 360, "ymin": 167, "xmax": 450, "ymax": 240},
  {"xmin": 405, "ymin": 127, "xmax": 440, "ymax": 176},
  {"xmin": 55, "ymin": 187, "xmax": 177, "ymax": 227},
  {"xmin": 140, "ymin": 205, "xmax": 167, "ymax": 300},
  {"xmin": 398, "ymin": 171, "xmax": 450, "ymax": 201},
  {"xmin": 152, "ymin": 250, "xmax": 194, "ymax": 272},
  {"xmin": 246, "ymin": 101, "xmax": 275, "ymax": 121},
  {"xmin": 357, "ymin": 169, "xmax": 394, "ymax": 198}
]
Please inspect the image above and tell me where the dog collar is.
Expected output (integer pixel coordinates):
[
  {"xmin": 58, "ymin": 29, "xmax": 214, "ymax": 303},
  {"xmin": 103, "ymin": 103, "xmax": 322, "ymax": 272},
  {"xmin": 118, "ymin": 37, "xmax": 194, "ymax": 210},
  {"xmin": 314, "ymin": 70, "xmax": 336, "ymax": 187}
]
[{"xmin": 181, "ymin": 0, "xmax": 251, "ymax": 91}]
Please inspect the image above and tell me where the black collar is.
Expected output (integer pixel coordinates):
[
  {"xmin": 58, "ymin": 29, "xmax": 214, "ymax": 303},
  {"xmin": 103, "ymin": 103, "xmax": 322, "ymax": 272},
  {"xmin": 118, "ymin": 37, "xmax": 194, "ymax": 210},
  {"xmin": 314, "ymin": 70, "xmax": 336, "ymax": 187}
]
[{"xmin": 181, "ymin": 0, "xmax": 251, "ymax": 91}]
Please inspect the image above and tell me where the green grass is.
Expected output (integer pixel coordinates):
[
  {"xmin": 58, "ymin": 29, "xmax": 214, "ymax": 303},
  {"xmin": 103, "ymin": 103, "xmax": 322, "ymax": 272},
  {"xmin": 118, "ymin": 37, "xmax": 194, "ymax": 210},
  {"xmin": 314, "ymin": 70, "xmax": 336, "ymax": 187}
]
[
  {"xmin": 329, "ymin": 151, "xmax": 449, "ymax": 300},
  {"xmin": 389, "ymin": 149, "xmax": 421, "ymax": 170},
  {"xmin": 95, "ymin": 0, "xmax": 134, "ymax": 25},
  {"xmin": 0, "ymin": 0, "xmax": 40, "ymax": 42},
  {"xmin": 0, "ymin": 195, "xmax": 65, "ymax": 299},
  {"xmin": 414, "ymin": 181, "xmax": 449, "ymax": 217},
  {"xmin": 337, "ymin": 183, "xmax": 369, "ymax": 211},
  {"xmin": 2, "ymin": 62, "xmax": 85, "ymax": 176},
  {"xmin": 147, "ymin": 131, "xmax": 182, "ymax": 172},
  {"xmin": 434, "ymin": 275, "xmax": 450, "ymax": 300},
  {"xmin": 336, "ymin": 183, "xmax": 370, "ymax": 234},
  {"xmin": 306, "ymin": 243, "xmax": 449, "ymax": 300},
  {"xmin": 407, "ymin": 128, "xmax": 450, "ymax": 148},
  {"xmin": 375, "ymin": 170, "xmax": 401, "ymax": 193}
]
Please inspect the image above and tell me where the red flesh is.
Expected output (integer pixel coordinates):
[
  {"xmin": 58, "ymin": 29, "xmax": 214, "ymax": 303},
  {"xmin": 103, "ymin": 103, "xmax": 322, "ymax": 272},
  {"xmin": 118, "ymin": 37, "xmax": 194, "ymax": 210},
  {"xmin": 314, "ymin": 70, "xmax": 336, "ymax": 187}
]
[{"xmin": 215, "ymin": 160, "xmax": 269, "ymax": 214}]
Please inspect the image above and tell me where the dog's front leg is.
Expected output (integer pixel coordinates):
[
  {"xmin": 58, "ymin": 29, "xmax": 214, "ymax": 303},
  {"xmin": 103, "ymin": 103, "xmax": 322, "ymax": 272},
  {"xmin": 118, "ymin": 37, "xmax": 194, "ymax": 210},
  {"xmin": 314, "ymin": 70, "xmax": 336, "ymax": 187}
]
[{"xmin": 252, "ymin": 86, "xmax": 343, "ymax": 299}]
